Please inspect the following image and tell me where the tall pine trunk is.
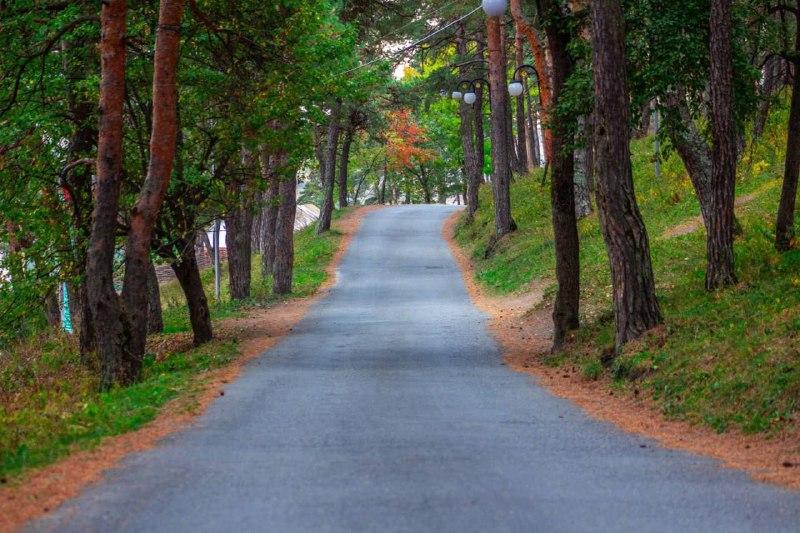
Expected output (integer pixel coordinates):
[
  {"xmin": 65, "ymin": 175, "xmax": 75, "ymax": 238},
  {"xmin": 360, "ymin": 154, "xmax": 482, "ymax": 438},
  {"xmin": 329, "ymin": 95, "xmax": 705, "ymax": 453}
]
[
  {"xmin": 538, "ymin": 0, "xmax": 580, "ymax": 350},
  {"xmin": 457, "ymin": 25, "xmax": 481, "ymax": 222},
  {"xmin": 514, "ymin": 30, "xmax": 529, "ymax": 172},
  {"xmin": 775, "ymin": 20, "xmax": 800, "ymax": 251},
  {"xmin": 475, "ymin": 38, "xmax": 486, "ymax": 177},
  {"xmin": 338, "ymin": 111, "xmax": 356, "ymax": 208},
  {"xmin": 273, "ymin": 171, "xmax": 298, "ymax": 295},
  {"xmin": 225, "ymin": 202, "xmax": 253, "ymax": 300},
  {"xmin": 259, "ymin": 145, "xmax": 280, "ymax": 276},
  {"xmin": 592, "ymin": 0, "xmax": 662, "ymax": 349},
  {"xmin": 88, "ymin": 0, "xmax": 184, "ymax": 389},
  {"xmin": 487, "ymin": 16, "xmax": 516, "ymax": 240},
  {"xmin": 706, "ymin": 0, "xmax": 738, "ymax": 289},
  {"xmin": 317, "ymin": 101, "xmax": 341, "ymax": 234}
]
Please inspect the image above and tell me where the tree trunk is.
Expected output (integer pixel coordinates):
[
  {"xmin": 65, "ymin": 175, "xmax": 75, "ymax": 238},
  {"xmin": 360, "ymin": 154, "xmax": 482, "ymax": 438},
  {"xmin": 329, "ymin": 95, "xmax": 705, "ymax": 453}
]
[
  {"xmin": 475, "ymin": 38, "xmax": 486, "ymax": 177},
  {"xmin": 524, "ymin": 78, "xmax": 538, "ymax": 170},
  {"xmin": 538, "ymin": 0, "xmax": 581, "ymax": 350},
  {"xmin": 457, "ymin": 25, "xmax": 481, "ymax": 222},
  {"xmin": 89, "ymin": 0, "xmax": 184, "ymax": 389},
  {"xmin": 317, "ymin": 101, "xmax": 342, "ymax": 234},
  {"xmin": 171, "ymin": 234, "xmax": 213, "ymax": 346},
  {"xmin": 45, "ymin": 288, "xmax": 61, "ymax": 327},
  {"xmin": 147, "ymin": 259, "xmax": 164, "ymax": 334},
  {"xmin": 380, "ymin": 161, "xmax": 387, "ymax": 204},
  {"xmin": 574, "ymin": 116, "xmax": 592, "ymax": 218},
  {"xmin": 273, "ymin": 171, "xmax": 298, "ymax": 295},
  {"xmin": 514, "ymin": 30, "xmax": 529, "ymax": 173},
  {"xmin": 706, "ymin": 0, "xmax": 738, "ymax": 289},
  {"xmin": 775, "ymin": 26, "xmax": 800, "ymax": 250},
  {"xmin": 338, "ymin": 111, "xmax": 356, "ymax": 208},
  {"xmin": 225, "ymin": 200, "xmax": 253, "ymax": 300},
  {"xmin": 510, "ymin": 0, "xmax": 553, "ymax": 161},
  {"xmin": 592, "ymin": 0, "xmax": 662, "ymax": 349},
  {"xmin": 88, "ymin": 0, "xmax": 134, "ymax": 389},
  {"xmin": 503, "ymin": 27, "xmax": 524, "ymax": 175},
  {"xmin": 259, "ymin": 145, "xmax": 280, "ymax": 277},
  {"xmin": 487, "ymin": 16, "xmax": 517, "ymax": 239},
  {"xmin": 662, "ymin": 89, "xmax": 713, "ymax": 228}
]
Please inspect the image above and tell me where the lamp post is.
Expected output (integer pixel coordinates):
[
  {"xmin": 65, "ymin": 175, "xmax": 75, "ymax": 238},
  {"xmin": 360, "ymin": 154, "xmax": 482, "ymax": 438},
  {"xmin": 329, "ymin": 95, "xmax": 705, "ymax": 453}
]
[
  {"xmin": 452, "ymin": 78, "xmax": 490, "ymax": 106},
  {"xmin": 508, "ymin": 64, "xmax": 540, "ymax": 102}
]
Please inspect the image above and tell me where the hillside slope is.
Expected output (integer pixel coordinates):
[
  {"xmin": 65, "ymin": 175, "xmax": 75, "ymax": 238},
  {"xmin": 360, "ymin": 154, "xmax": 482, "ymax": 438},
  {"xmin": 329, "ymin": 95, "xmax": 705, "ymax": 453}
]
[{"xmin": 455, "ymin": 103, "xmax": 799, "ymax": 436}]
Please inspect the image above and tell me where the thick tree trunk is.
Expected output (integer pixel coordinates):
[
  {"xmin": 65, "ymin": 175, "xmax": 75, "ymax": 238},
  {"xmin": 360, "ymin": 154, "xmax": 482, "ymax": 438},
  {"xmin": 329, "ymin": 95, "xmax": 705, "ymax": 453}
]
[
  {"xmin": 502, "ymin": 27, "xmax": 524, "ymax": 175},
  {"xmin": 487, "ymin": 16, "xmax": 517, "ymax": 239},
  {"xmin": 146, "ymin": 260, "xmax": 163, "ymax": 334},
  {"xmin": 592, "ymin": 0, "xmax": 662, "ymax": 349},
  {"xmin": 775, "ymin": 29, "xmax": 800, "ymax": 250},
  {"xmin": 78, "ymin": 281, "xmax": 95, "ymax": 357},
  {"xmin": 338, "ymin": 111, "xmax": 356, "ymax": 208},
  {"xmin": 273, "ymin": 172, "xmax": 298, "ymax": 295},
  {"xmin": 457, "ymin": 25, "xmax": 481, "ymax": 222},
  {"xmin": 89, "ymin": 0, "xmax": 184, "ymax": 389},
  {"xmin": 45, "ymin": 288, "xmax": 61, "ymax": 327},
  {"xmin": 225, "ymin": 201, "xmax": 253, "ymax": 300},
  {"xmin": 317, "ymin": 102, "xmax": 342, "ymax": 234},
  {"xmin": 259, "ymin": 145, "xmax": 280, "ymax": 277},
  {"xmin": 538, "ymin": 0, "xmax": 580, "ymax": 350},
  {"xmin": 171, "ymin": 235, "xmax": 213, "ymax": 346},
  {"xmin": 88, "ymin": 0, "xmax": 134, "ymax": 389},
  {"xmin": 706, "ymin": 0, "xmax": 738, "ymax": 289}
]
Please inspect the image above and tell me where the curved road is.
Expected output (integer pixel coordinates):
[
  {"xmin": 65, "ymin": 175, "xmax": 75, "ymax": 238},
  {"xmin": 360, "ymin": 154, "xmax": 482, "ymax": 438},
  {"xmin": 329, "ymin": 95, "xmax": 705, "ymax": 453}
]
[{"xmin": 33, "ymin": 206, "xmax": 800, "ymax": 532}]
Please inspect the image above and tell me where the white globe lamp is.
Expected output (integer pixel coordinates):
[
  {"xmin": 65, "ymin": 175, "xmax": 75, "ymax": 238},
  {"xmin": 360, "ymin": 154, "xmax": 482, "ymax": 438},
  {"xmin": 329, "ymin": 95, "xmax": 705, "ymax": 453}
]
[
  {"xmin": 463, "ymin": 92, "xmax": 477, "ymax": 105},
  {"xmin": 508, "ymin": 81, "xmax": 524, "ymax": 97},
  {"xmin": 452, "ymin": 91, "xmax": 463, "ymax": 101},
  {"xmin": 482, "ymin": 0, "xmax": 508, "ymax": 17}
]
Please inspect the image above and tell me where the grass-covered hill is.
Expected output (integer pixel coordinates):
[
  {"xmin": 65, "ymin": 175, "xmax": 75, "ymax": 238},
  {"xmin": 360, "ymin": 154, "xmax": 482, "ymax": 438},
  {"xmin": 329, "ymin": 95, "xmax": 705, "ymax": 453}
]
[{"xmin": 455, "ymin": 101, "xmax": 799, "ymax": 435}]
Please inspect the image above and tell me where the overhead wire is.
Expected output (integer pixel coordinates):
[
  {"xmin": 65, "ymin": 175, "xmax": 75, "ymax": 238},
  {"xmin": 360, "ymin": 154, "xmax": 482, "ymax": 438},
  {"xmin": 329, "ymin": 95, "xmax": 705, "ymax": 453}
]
[{"xmin": 338, "ymin": 5, "xmax": 482, "ymax": 76}]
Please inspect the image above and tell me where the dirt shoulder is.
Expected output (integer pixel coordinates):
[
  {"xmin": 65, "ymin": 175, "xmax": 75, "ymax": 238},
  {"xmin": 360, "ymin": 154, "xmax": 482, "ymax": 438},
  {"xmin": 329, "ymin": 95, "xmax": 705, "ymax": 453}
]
[
  {"xmin": 443, "ymin": 211, "xmax": 800, "ymax": 491},
  {"xmin": 0, "ymin": 206, "xmax": 381, "ymax": 532}
]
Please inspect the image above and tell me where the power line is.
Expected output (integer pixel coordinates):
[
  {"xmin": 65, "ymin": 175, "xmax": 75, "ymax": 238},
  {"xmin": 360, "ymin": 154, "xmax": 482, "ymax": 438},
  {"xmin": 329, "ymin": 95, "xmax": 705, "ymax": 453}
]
[{"xmin": 339, "ymin": 6, "xmax": 482, "ymax": 76}]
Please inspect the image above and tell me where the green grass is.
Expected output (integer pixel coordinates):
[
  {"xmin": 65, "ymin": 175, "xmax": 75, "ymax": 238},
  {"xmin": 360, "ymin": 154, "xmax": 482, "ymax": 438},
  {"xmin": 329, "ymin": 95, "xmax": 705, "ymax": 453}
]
[
  {"xmin": 159, "ymin": 217, "xmax": 343, "ymax": 334},
  {"xmin": 455, "ymin": 99, "xmax": 799, "ymax": 435},
  {"xmin": 0, "ymin": 211, "xmax": 346, "ymax": 481}
]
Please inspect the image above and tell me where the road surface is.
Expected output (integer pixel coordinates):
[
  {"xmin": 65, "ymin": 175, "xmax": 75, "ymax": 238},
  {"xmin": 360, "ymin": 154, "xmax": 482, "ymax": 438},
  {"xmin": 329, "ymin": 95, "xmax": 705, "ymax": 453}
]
[{"xmin": 32, "ymin": 206, "xmax": 800, "ymax": 532}]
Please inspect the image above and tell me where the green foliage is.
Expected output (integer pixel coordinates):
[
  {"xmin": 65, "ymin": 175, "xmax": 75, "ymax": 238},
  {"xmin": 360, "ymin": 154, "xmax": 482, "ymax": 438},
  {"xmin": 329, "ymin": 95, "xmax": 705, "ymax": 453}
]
[{"xmin": 456, "ymin": 95, "xmax": 799, "ymax": 435}]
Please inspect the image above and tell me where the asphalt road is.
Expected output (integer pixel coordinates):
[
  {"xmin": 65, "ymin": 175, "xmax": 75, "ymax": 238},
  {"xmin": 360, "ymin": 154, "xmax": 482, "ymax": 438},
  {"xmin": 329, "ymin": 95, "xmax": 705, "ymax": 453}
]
[{"xmin": 32, "ymin": 205, "xmax": 800, "ymax": 532}]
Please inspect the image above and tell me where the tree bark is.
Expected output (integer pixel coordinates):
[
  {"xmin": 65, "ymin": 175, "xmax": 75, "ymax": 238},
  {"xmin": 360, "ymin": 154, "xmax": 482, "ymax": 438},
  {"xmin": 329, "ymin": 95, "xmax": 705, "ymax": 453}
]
[
  {"xmin": 317, "ymin": 101, "xmax": 342, "ymax": 234},
  {"xmin": 259, "ymin": 145, "xmax": 280, "ymax": 277},
  {"xmin": 706, "ymin": 0, "xmax": 738, "ymax": 289},
  {"xmin": 273, "ymin": 171, "xmax": 297, "ymax": 295},
  {"xmin": 89, "ymin": 0, "xmax": 184, "ymax": 389},
  {"xmin": 171, "ymin": 234, "xmax": 213, "ymax": 346},
  {"xmin": 475, "ymin": 38, "xmax": 486, "ymax": 177},
  {"xmin": 574, "ymin": 116, "xmax": 592, "ymax": 218},
  {"xmin": 225, "ymin": 199, "xmax": 253, "ymax": 300},
  {"xmin": 147, "ymin": 259, "xmax": 163, "ymax": 334},
  {"xmin": 775, "ymin": 24, "xmax": 800, "ymax": 250},
  {"xmin": 88, "ymin": 0, "xmax": 134, "ymax": 389},
  {"xmin": 338, "ymin": 110, "xmax": 356, "ymax": 208},
  {"xmin": 662, "ymin": 89, "xmax": 713, "ymax": 228},
  {"xmin": 457, "ymin": 25, "xmax": 481, "ymax": 222},
  {"xmin": 487, "ymin": 16, "xmax": 517, "ymax": 239},
  {"xmin": 510, "ymin": 0, "xmax": 553, "ymax": 161},
  {"xmin": 514, "ymin": 30, "xmax": 529, "ymax": 173},
  {"xmin": 523, "ymin": 78, "xmax": 538, "ymax": 170},
  {"xmin": 592, "ymin": 0, "xmax": 662, "ymax": 349},
  {"xmin": 538, "ymin": 0, "xmax": 580, "ymax": 350}
]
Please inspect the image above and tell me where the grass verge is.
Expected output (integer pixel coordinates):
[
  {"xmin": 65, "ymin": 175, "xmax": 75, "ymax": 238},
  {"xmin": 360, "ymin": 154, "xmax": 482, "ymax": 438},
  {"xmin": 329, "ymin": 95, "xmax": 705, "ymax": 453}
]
[{"xmin": 0, "ymin": 212, "xmax": 346, "ymax": 482}]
